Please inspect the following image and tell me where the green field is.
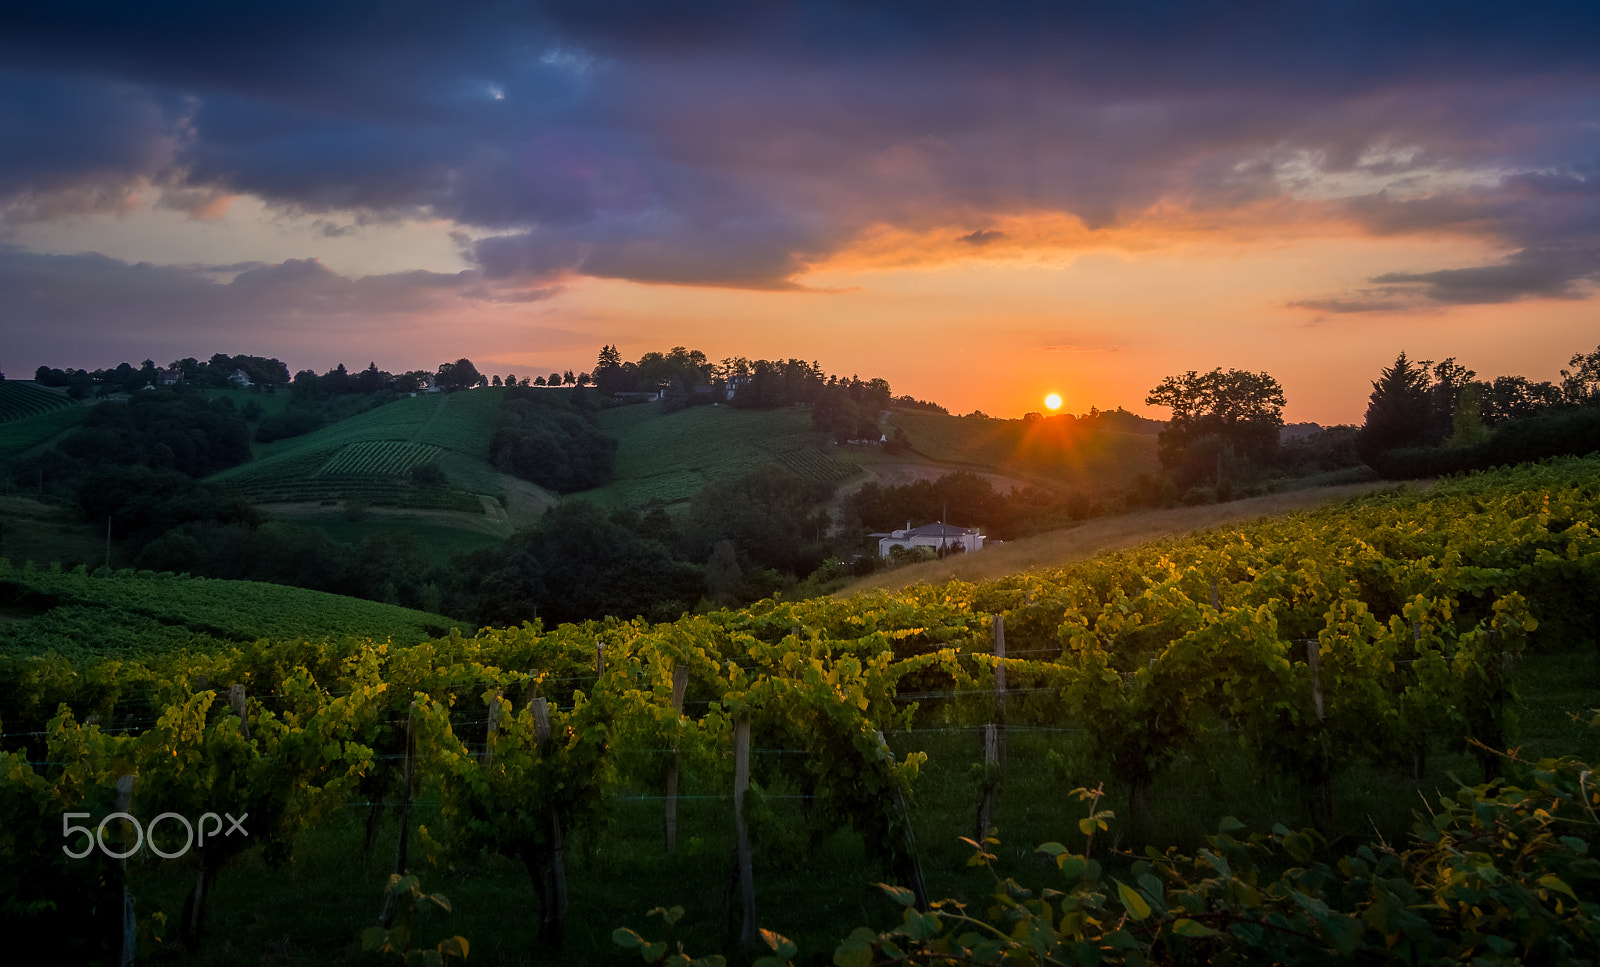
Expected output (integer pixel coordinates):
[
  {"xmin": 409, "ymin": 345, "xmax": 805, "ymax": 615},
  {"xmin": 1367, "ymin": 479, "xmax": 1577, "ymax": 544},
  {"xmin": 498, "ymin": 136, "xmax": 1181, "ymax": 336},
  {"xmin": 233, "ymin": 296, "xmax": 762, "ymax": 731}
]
[
  {"xmin": 0, "ymin": 381, "xmax": 76, "ymax": 423},
  {"xmin": 577, "ymin": 403, "xmax": 1162, "ymax": 511},
  {"xmin": 0, "ymin": 398, "xmax": 88, "ymax": 464},
  {"xmin": 579, "ymin": 402, "xmax": 856, "ymax": 508},
  {"xmin": 209, "ymin": 389, "xmax": 518, "ymax": 513},
  {"xmin": 0, "ymin": 557, "xmax": 464, "ymax": 659},
  {"xmin": 886, "ymin": 408, "xmax": 1161, "ymax": 492}
]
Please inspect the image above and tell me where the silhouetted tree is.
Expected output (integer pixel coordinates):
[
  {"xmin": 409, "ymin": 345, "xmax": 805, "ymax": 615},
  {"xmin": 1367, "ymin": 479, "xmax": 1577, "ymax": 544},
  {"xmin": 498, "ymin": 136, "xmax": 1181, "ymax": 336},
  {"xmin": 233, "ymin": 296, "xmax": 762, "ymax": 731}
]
[
  {"xmin": 1145, "ymin": 368, "xmax": 1285, "ymax": 483},
  {"xmin": 1359, "ymin": 352, "xmax": 1435, "ymax": 463}
]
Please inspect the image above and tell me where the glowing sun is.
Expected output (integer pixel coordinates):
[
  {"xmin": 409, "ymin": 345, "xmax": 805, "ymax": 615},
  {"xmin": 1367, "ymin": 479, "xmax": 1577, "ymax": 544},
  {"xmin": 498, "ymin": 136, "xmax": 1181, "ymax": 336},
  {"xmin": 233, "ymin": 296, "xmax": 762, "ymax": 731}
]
[{"xmin": 1044, "ymin": 393, "xmax": 1062, "ymax": 410}]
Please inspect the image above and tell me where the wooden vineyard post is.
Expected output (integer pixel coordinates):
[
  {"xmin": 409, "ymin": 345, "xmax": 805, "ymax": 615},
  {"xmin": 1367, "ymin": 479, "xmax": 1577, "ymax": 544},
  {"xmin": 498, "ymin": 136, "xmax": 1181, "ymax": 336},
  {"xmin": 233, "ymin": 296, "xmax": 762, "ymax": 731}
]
[
  {"xmin": 117, "ymin": 774, "xmax": 136, "ymax": 967},
  {"xmin": 664, "ymin": 665, "xmax": 689, "ymax": 853},
  {"xmin": 993, "ymin": 613, "xmax": 1008, "ymax": 753},
  {"xmin": 379, "ymin": 702, "xmax": 417, "ymax": 928},
  {"xmin": 595, "ymin": 643, "xmax": 606, "ymax": 679},
  {"xmin": 976, "ymin": 614, "xmax": 1007, "ymax": 842},
  {"xmin": 532, "ymin": 697, "xmax": 569, "ymax": 949},
  {"xmin": 878, "ymin": 730, "xmax": 929, "ymax": 910},
  {"xmin": 229, "ymin": 684, "xmax": 250, "ymax": 739},
  {"xmin": 731, "ymin": 717, "xmax": 757, "ymax": 948},
  {"xmin": 1209, "ymin": 577, "xmax": 1219, "ymax": 610},
  {"xmin": 485, "ymin": 688, "xmax": 502, "ymax": 766},
  {"xmin": 1305, "ymin": 640, "xmax": 1333, "ymax": 835}
]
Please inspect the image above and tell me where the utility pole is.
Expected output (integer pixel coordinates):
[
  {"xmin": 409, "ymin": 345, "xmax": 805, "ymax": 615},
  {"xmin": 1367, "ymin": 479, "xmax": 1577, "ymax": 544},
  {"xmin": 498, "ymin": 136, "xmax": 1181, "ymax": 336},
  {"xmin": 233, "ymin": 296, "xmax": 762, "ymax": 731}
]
[{"xmin": 105, "ymin": 515, "xmax": 112, "ymax": 569}]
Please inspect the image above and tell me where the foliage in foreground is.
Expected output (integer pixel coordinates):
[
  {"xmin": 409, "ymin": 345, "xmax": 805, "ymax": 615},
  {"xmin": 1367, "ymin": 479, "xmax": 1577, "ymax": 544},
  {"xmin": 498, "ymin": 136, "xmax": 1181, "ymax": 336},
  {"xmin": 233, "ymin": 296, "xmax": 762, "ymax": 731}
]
[{"xmin": 622, "ymin": 749, "xmax": 1600, "ymax": 966}]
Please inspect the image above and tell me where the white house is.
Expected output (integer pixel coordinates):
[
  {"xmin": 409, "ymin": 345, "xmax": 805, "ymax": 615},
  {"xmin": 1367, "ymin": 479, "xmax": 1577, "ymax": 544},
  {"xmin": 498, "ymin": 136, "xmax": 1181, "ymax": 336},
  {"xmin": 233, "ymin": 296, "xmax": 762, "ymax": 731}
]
[
  {"xmin": 227, "ymin": 368, "xmax": 253, "ymax": 387},
  {"xmin": 875, "ymin": 522, "xmax": 985, "ymax": 558}
]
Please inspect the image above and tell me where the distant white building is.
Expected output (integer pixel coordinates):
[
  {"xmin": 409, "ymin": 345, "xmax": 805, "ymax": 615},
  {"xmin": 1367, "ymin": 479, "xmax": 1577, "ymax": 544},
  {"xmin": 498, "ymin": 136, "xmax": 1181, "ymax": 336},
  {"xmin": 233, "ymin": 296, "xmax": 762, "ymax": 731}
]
[
  {"xmin": 227, "ymin": 368, "xmax": 253, "ymax": 387},
  {"xmin": 874, "ymin": 522, "xmax": 985, "ymax": 558}
]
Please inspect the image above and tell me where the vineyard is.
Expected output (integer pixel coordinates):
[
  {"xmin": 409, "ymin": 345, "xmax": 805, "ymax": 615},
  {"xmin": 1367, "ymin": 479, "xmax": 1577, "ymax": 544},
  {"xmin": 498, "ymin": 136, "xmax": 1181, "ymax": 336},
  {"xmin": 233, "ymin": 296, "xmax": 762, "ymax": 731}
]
[
  {"xmin": 0, "ymin": 561, "xmax": 464, "ymax": 659},
  {"xmin": 585, "ymin": 403, "xmax": 827, "ymax": 508},
  {"xmin": 772, "ymin": 446, "xmax": 859, "ymax": 484},
  {"xmin": 2, "ymin": 458, "xmax": 1597, "ymax": 963},
  {"xmin": 0, "ymin": 381, "xmax": 76, "ymax": 423},
  {"xmin": 209, "ymin": 391, "xmax": 503, "ymax": 510}
]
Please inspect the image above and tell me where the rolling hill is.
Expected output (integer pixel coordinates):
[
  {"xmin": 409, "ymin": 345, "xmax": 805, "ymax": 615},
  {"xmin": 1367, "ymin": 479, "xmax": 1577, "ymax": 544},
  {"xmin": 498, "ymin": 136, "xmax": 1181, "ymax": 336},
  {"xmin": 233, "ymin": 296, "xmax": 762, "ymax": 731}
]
[
  {"xmin": 575, "ymin": 402, "xmax": 1159, "ymax": 511},
  {"xmin": 0, "ymin": 556, "xmax": 464, "ymax": 659},
  {"xmin": 1, "ymin": 382, "xmax": 1166, "ymax": 575}
]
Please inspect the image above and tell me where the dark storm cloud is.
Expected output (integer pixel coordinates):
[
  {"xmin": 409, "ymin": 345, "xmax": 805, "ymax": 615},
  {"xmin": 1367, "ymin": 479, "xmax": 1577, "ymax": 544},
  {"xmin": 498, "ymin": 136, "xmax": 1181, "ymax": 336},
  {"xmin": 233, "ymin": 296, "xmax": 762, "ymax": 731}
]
[
  {"xmin": 1295, "ymin": 164, "xmax": 1600, "ymax": 311},
  {"xmin": 0, "ymin": 71, "xmax": 180, "ymax": 216},
  {"xmin": 1372, "ymin": 246, "xmax": 1600, "ymax": 304},
  {"xmin": 0, "ymin": 246, "xmax": 556, "ymax": 370},
  {"xmin": 2, "ymin": 1, "xmax": 1599, "ymax": 300}
]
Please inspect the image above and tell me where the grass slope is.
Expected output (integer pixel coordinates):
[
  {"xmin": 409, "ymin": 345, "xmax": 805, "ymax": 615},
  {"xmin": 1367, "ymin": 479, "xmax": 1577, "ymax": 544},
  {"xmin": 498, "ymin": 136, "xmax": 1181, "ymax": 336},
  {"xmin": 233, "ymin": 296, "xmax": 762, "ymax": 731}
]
[
  {"xmin": 840, "ymin": 480, "xmax": 1397, "ymax": 594},
  {"xmin": 208, "ymin": 388, "xmax": 533, "ymax": 515},
  {"xmin": 579, "ymin": 402, "xmax": 854, "ymax": 508},
  {"xmin": 0, "ymin": 557, "xmax": 464, "ymax": 658},
  {"xmin": 580, "ymin": 404, "xmax": 1160, "ymax": 512},
  {"xmin": 885, "ymin": 408, "xmax": 1160, "ymax": 492},
  {"xmin": 0, "ymin": 399, "xmax": 88, "ymax": 464}
]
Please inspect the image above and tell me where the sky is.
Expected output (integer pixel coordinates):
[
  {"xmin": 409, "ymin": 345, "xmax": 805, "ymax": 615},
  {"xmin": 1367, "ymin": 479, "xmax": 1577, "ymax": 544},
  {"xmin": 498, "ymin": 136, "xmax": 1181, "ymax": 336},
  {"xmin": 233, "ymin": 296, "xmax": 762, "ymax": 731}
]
[{"xmin": 2, "ymin": 1, "xmax": 1597, "ymax": 424}]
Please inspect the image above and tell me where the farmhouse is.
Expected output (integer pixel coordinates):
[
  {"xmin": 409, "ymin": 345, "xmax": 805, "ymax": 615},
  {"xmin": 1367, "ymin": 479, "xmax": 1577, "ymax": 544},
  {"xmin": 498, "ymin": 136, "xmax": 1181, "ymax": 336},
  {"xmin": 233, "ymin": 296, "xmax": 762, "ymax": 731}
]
[{"xmin": 875, "ymin": 522, "xmax": 985, "ymax": 558}]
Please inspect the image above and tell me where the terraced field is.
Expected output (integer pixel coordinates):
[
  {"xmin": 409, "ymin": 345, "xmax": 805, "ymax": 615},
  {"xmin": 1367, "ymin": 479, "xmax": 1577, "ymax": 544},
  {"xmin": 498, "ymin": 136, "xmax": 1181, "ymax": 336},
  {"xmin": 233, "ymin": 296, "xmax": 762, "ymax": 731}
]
[{"xmin": 0, "ymin": 382, "xmax": 75, "ymax": 423}]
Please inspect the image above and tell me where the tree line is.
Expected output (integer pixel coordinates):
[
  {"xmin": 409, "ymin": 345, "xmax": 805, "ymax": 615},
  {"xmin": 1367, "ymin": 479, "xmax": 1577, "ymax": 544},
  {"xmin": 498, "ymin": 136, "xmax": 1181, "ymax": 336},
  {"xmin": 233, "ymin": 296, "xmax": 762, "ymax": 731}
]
[
  {"xmin": 1131, "ymin": 343, "xmax": 1600, "ymax": 503},
  {"xmin": 33, "ymin": 354, "xmax": 290, "ymax": 398}
]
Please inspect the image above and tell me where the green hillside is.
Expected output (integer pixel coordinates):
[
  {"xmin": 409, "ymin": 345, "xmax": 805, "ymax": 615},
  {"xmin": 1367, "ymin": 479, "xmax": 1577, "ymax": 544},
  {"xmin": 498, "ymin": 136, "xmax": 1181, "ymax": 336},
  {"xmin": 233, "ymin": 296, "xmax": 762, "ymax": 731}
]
[
  {"xmin": 577, "ymin": 403, "xmax": 1158, "ymax": 511},
  {"xmin": 0, "ymin": 381, "xmax": 76, "ymax": 423},
  {"xmin": 0, "ymin": 397, "xmax": 88, "ymax": 463},
  {"xmin": 0, "ymin": 557, "xmax": 464, "ymax": 659},
  {"xmin": 885, "ymin": 408, "xmax": 1161, "ymax": 492},
  {"xmin": 578, "ymin": 402, "xmax": 857, "ymax": 508},
  {"xmin": 208, "ymin": 388, "xmax": 516, "ymax": 509}
]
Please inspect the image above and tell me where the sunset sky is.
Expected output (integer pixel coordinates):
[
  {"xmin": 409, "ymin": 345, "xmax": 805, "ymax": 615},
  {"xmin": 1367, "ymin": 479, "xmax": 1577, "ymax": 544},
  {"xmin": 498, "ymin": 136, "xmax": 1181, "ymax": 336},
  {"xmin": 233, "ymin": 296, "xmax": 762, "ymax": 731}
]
[{"xmin": 2, "ymin": 1, "xmax": 1597, "ymax": 424}]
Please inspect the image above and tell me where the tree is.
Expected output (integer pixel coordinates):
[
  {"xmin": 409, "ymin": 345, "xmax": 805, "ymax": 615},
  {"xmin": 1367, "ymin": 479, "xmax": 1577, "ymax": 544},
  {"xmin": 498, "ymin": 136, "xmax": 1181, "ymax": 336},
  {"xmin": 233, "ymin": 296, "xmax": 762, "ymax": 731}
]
[
  {"xmin": 1447, "ymin": 384, "xmax": 1489, "ymax": 449},
  {"xmin": 1560, "ymin": 344, "xmax": 1600, "ymax": 405},
  {"xmin": 593, "ymin": 345, "xmax": 632, "ymax": 395},
  {"xmin": 1358, "ymin": 352, "xmax": 1435, "ymax": 463},
  {"xmin": 1425, "ymin": 357, "xmax": 1476, "ymax": 440},
  {"xmin": 1144, "ymin": 368, "xmax": 1285, "ymax": 483}
]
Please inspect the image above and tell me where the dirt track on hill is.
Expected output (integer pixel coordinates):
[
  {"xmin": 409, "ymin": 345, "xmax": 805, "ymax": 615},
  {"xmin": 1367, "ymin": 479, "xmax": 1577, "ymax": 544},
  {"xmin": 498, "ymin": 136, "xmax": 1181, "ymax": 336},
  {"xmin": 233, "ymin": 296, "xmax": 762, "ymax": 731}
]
[{"xmin": 838, "ymin": 480, "xmax": 1407, "ymax": 596}]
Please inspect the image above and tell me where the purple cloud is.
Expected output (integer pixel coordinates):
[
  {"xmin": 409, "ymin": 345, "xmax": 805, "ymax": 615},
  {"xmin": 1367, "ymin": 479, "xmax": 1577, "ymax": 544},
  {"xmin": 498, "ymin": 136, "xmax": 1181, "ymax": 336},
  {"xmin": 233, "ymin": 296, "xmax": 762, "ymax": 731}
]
[{"xmin": 0, "ymin": 0, "xmax": 1597, "ymax": 303}]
